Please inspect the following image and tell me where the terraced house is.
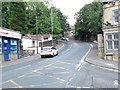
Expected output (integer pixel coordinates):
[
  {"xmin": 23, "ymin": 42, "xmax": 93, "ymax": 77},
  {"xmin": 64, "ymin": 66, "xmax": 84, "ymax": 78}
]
[{"xmin": 102, "ymin": 0, "xmax": 120, "ymax": 61}]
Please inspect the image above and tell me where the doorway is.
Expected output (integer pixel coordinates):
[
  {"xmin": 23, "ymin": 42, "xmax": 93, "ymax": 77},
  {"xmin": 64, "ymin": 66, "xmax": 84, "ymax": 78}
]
[{"xmin": 4, "ymin": 38, "xmax": 9, "ymax": 61}]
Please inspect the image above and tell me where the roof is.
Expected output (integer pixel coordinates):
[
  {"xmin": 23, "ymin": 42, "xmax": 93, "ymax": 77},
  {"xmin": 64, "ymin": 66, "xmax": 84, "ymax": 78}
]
[
  {"xmin": 0, "ymin": 27, "xmax": 20, "ymax": 33},
  {"xmin": 0, "ymin": 27, "xmax": 21, "ymax": 39},
  {"xmin": 23, "ymin": 34, "xmax": 51, "ymax": 40},
  {"xmin": 102, "ymin": 0, "xmax": 118, "ymax": 3},
  {"xmin": 43, "ymin": 46, "xmax": 54, "ymax": 48}
]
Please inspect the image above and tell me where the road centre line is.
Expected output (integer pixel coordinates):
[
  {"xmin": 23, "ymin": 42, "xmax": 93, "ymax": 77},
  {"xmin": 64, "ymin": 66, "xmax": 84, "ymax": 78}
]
[
  {"xmin": 58, "ymin": 43, "xmax": 64, "ymax": 50},
  {"xmin": 61, "ymin": 44, "xmax": 73, "ymax": 54},
  {"xmin": 75, "ymin": 44, "xmax": 92, "ymax": 70},
  {"xmin": 66, "ymin": 45, "xmax": 92, "ymax": 86}
]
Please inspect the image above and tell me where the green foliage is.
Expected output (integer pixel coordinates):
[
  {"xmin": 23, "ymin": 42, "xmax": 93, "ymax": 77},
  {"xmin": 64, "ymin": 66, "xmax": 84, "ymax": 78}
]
[
  {"xmin": 8, "ymin": 2, "xmax": 27, "ymax": 32},
  {"xmin": 2, "ymin": 2, "xmax": 10, "ymax": 28},
  {"xmin": 2, "ymin": 2, "xmax": 70, "ymax": 39},
  {"xmin": 75, "ymin": 2, "xmax": 103, "ymax": 41}
]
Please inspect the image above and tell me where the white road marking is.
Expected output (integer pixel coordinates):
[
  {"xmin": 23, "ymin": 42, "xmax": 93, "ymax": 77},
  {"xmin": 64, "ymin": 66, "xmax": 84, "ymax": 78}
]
[
  {"xmin": 61, "ymin": 44, "xmax": 73, "ymax": 55},
  {"xmin": 69, "ymin": 78, "xmax": 73, "ymax": 82},
  {"xmin": 73, "ymin": 74, "xmax": 76, "ymax": 76},
  {"xmin": 106, "ymin": 64, "xmax": 114, "ymax": 66},
  {"xmin": 78, "ymin": 64, "xmax": 83, "ymax": 71},
  {"xmin": 67, "ymin": 85, "xmax": 74, "ymax": 87},
  {"xmin": 90, "ymin": 44, "xmax": 93, "ymax": 47},
  {"xmin": 114, "ymin": 80, "xmax": 118, "ymax": 86},
  {"xmin": 77, "ymin": 86, "xmax": 90, "ymax": 88},
  {"xmin": 67, "ymin": 85, "xmax": 90, "ymax": 88},
  {"xmin": 66, "ymin": 82, "xmax": 70, "ymax": 85},
  {"xmin": 58, "ymin": 43, "xmax": 64, "ymax": 50},
  {"xmin": 66, "ymin": 45, "xmax": 92, "ymax": 87}
]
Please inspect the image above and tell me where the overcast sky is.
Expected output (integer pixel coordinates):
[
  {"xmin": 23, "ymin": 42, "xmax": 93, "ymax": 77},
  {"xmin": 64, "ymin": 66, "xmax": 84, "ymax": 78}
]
[{"xmin": 52, "ymin": 0, "xmax": 94, "ymax": 26}]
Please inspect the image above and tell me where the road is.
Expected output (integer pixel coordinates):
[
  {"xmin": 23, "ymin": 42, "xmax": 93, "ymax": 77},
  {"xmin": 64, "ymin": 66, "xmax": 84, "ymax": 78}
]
[{"xmin": 1, "ymin": 40, "xmax": 118, "ymax": 88}]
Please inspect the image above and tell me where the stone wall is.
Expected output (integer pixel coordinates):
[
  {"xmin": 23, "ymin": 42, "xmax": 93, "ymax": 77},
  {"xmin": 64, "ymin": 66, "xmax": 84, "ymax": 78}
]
[
  {"xmin": 97, "ymin": 34, "xmax": 104, "ymax": 59},
  {"xmin": 104, "ymin": 53, "xmax": 119, "ymax": 61}
]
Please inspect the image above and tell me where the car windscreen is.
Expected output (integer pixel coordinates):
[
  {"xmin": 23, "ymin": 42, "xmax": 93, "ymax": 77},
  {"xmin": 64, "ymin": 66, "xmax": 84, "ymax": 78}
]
[{"xmin": 42, "ymin": 48, "xmax": 51, "ymax": 51}]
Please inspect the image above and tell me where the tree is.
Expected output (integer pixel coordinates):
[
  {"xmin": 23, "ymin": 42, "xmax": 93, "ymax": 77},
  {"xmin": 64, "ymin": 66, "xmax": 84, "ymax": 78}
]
[
  {"xmin": 2, "ymin": 2, "xmax": 10, "ymax": 28},
  {"xmin": 75, "ymin": 2, "xmax": 103, "ymax": 41},
  {"xmin": 56, "ymin": 9, "xmax": 70, "ymax": 36},
  {"xmin": 8, "ymin": 2, "xmax": 27, "ymax": 34},
  {"xmin": 2, "ymin": 1, "xmax": 70, "ymax": 39}
]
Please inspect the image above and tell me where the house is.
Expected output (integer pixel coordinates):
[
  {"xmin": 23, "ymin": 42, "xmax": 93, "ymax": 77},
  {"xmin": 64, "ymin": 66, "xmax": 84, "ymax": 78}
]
[
  {"xmin": 21, "ymin": 34, "xmax": 52, "ymax": 54},
  {"xmin": 64, "ymin": 26, "xmax": 75, "ymax": 40},
  {"xmin": 0, "ymin": 28, "xmax": 21, "ymax": 61},
  {"xmin": 98, "ymin": 0, "xmax": 120, "ymax": 61}
]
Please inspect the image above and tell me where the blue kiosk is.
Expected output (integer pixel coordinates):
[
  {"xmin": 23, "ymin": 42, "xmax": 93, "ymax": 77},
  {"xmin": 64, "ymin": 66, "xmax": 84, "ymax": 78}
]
[{"xmin": 0, "ymin": 28, "xmax": 21, "ymax": 61}]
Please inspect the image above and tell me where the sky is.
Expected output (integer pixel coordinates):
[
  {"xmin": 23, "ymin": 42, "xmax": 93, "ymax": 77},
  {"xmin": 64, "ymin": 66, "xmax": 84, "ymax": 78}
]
[{"xmin": 52, "ymin": 0, "xmax": 94, "ymax": 26}]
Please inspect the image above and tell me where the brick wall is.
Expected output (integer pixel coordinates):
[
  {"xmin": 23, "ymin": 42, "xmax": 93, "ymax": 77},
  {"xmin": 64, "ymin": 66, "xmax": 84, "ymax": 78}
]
[
  {"xmin": 9, "ymin": 54, "xmax": 18, "ymax": 60},
  {"xmin": 0, "ymin": 54, "xmax": 4, "ymax": 61}
]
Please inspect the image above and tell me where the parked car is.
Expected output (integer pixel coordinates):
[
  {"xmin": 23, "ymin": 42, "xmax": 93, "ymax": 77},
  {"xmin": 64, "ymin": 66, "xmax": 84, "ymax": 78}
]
[
  {"xmin": 61, "ymin": 37, "xmax": 66, "ymax": 40},
  {"xmin": 40, "ymin": 46, "xmax": 58, "ymax": 58},
  {"xmin": 61, "ymin": 37, "xmax": 69, "ymax": 41}
]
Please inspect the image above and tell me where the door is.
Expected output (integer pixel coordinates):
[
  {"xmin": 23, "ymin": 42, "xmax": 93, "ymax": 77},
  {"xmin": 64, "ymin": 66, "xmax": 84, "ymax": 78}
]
[{"xmin": 4, "ymin": 39, "xmax": 9, "ymax": 61}]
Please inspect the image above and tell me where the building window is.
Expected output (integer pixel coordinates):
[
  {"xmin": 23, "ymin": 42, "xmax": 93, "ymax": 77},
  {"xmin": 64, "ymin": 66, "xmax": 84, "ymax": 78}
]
[
  {"xmin": 113, "ymin": 9, "xmax": 120, "ymax": 24},
  {"xmin": 107, "ymin": 34, "xmax": 112, "ymax": 39},
  {"xmin": 32, "ymin": 41, "xmax": 35, "ymax": 47},
  {"xmin": 114, "ymin": 33, "xmax": 118, "ymax": 39},
  {"xmin": 114, "ymin": 41, "xmax": 118, "ymax": 49},
  {"xmin": 10, "ymin": 39, "xmax": 17, "ymax": 53},
  {"xmin": 107, "ymin": 41, "xmax": 112, "ymax": 50},
  {"xmin": 106, "ymin": 33, "xmax": 118, "ymax": 50},
  {"xmin": 39, "ymin": 42, "xmax": 41, "ymax": 47}
]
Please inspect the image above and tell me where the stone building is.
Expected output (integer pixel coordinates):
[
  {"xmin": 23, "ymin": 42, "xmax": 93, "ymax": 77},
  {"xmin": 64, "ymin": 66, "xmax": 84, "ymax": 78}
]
[
  {"xmin": 64, "ymin": 26, "xmax": 75, "ymax": 40},
  {"xmin": 98, "ymin": 0, "xmax": 120, "ymax": 61}
]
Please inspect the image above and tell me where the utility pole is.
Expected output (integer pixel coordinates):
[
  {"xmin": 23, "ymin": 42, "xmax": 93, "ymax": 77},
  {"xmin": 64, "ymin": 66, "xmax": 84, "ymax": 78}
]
[
  {"xmin": 36, "ymin": 15, "xmax": 38, "ymax": 54},
  {"xmin": 51, "ymin": 0, "xmax": 54, "ymax": 46}
]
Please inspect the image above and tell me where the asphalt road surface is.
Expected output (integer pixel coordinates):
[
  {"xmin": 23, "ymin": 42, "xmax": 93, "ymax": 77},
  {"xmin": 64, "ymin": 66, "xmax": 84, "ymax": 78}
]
[{"xmin": 1, "ymin": 40, "xmax": 118, "ymax": 88}]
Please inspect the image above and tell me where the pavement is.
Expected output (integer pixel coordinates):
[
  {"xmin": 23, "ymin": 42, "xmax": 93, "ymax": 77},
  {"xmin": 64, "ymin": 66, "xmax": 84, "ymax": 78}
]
[
  {"xmin": 2, "ymin": 41, "xmax": 64, "ymax": 68},
  {"xmin": 85, "ymin": 43, "xmax": 119, "ymax": 71}
]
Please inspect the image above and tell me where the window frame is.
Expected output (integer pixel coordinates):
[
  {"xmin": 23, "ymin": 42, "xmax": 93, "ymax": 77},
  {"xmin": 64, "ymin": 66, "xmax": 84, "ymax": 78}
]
[
  {"xmin": 112, "ymin": 9, "xmax": 120, "ymax": 24},
  {"xmin": 106, "ymin": 33, "xmax": 118, "ymax": 50}
]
